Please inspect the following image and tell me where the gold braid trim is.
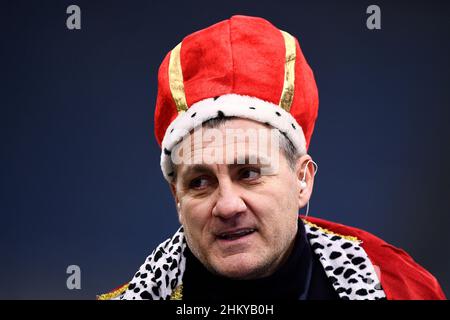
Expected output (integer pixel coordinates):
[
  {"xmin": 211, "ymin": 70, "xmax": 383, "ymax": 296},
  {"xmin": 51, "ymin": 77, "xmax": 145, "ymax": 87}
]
[
  {"xmin": 97, "ymin": 283, "xmax": 129, "ymax": 300},
  {"xmin": 302, "ymin": 219, "xmax": 361, "ymax": 243},
  {"xmin": 168, "ymin": 42, "xmax": 188, "ymax": 113},
  {"xmin": 170, "ymin": 284, "xmax": 183, "ymax": 300},
  {"xmin": 279, "ymin": 30, "xmax": 296, "ymax": 112}
]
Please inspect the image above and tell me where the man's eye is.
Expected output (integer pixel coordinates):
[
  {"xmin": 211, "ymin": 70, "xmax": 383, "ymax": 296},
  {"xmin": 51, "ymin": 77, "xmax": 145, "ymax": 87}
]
[
  {"xmin": 239, "ymin": 168, "xmax": 261, "ymax": 180},
  {"xmin": 188, "ymin": 176, "xmax": 210, "ymax": 190}
]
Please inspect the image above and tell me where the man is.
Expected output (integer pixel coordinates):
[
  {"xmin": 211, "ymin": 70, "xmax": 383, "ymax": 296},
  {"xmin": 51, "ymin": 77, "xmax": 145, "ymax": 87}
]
[{"xmin": 98, "ymin": 15, "xmax": 445, "ymax": 300}]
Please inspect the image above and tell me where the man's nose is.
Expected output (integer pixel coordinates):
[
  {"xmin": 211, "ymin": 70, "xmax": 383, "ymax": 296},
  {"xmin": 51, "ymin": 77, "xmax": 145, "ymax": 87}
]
[{"xmin": 212, "ymin": 182, "xmax": 247, "ymax": 219}]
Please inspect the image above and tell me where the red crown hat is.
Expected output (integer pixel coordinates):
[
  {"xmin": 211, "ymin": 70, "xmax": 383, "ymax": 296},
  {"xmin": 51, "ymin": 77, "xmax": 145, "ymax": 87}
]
[{"xmin": 155, "ymin": 15, "xmax": 319, "ymax": 181}]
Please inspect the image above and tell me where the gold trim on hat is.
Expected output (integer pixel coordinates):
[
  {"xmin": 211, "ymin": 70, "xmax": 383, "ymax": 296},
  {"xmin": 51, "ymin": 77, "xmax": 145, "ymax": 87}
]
[
  {"xmin": 169, "ymin": 42, "xmax": 188, "ymax": 113},
  {"xmin": 279, "ymin": 31, "xmax": 296, "ymax": 112}
]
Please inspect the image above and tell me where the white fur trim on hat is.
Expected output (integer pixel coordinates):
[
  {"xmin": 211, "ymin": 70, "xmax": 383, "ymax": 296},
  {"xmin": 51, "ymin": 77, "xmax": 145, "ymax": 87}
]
[{"xmin": 160, "ymin": 94, "xmax": 306, "ymax": 182}]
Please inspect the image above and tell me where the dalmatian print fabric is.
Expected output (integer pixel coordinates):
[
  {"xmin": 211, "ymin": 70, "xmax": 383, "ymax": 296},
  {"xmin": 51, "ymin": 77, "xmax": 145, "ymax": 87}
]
[
  {"xmin": 121, "ymin": 227, "xmax": 186, "ymax": 300},
  {"xmin": 120, "ymin": 222, "xmax": 386, "ymax": 300},
  {"xmin": 305, "ymin": 223, "xmax": 385, "ymax": 300}
]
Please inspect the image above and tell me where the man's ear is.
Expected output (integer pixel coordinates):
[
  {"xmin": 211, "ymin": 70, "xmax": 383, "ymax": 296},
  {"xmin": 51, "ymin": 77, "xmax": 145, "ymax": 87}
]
[
  {"xmin": 169, "ymin": 182, "xmax": 182, "ymax": 224},
  {"xmin": 295, "ymin": 154, "xmax": 315, "ymax": 208}
]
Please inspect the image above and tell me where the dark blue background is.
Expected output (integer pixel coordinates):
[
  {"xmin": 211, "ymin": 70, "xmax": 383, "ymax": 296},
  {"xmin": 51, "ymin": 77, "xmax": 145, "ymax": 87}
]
[{"xmin": 1, "ymin": 0, "xmax": 449, "ymax": 299}]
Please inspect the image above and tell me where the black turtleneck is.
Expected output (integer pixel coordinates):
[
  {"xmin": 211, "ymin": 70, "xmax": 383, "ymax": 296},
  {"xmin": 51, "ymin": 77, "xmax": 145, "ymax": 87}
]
[{"xmin": 182, "ymin": 219, "xmax": 339, "ymax": 301}]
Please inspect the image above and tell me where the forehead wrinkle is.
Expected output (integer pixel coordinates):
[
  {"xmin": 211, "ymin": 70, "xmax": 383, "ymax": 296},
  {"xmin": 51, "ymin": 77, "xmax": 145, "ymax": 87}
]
[
  {"xmin": 175, "ymin": 122, "xmax": 279, "ymax": 179},
  {"xmin": 178, "ymin": 152, "xmax": 274, "ymax": 179},
  {"xmin": 234, "ymin": 153, "xmax": 272, "ymax": 166}
]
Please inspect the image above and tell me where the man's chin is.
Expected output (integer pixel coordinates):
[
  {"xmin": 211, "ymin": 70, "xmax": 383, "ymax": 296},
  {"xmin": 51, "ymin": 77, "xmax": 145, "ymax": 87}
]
[{"xmin": 211, "ymin": 255, "xmax": 269, "ymax": 280}]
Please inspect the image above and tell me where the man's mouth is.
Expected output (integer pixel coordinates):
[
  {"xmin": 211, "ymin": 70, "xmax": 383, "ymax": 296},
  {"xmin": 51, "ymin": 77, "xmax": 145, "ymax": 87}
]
[{"xmin": 216, "ymin": 228, "xmax": 257, "ymax": 241}]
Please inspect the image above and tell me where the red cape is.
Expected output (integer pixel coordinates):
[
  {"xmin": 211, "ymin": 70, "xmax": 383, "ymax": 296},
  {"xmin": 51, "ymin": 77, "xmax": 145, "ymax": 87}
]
[{"xmin": 304, "ymin": 216, "xmax": 446, "ymax": 300}]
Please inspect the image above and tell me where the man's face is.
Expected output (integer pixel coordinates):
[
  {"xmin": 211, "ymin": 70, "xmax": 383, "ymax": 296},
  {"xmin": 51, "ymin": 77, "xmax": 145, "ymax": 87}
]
[{"xmin": 172, "ymin": 119, "xmax": 305, "ymax": 280}]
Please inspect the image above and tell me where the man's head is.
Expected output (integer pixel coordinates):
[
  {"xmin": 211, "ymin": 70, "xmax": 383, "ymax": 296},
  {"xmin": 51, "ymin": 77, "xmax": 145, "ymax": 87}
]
[
  {"xmin": 152, "ymin": 15, "xmax": 319, "ymax": 279},
  {"xmin": 170, "ymin": 117, "xmax": 316, "ymax": 279}
]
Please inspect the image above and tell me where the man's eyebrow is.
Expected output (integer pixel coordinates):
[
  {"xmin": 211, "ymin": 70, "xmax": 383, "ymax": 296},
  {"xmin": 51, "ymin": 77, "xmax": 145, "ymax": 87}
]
[
  {"xmin": 179, "ymin": 154, "xmax": 273, "ymax": 176},
  {"xmin": 179, "ymin": 164, "xmax": 214, "ymax": 178}
]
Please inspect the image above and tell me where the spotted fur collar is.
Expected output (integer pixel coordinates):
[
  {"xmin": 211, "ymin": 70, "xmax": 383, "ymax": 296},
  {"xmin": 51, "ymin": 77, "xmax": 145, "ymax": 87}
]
[{"xmin": 111, "ymin": 220, "xmax": 385, "ymax": 300}]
